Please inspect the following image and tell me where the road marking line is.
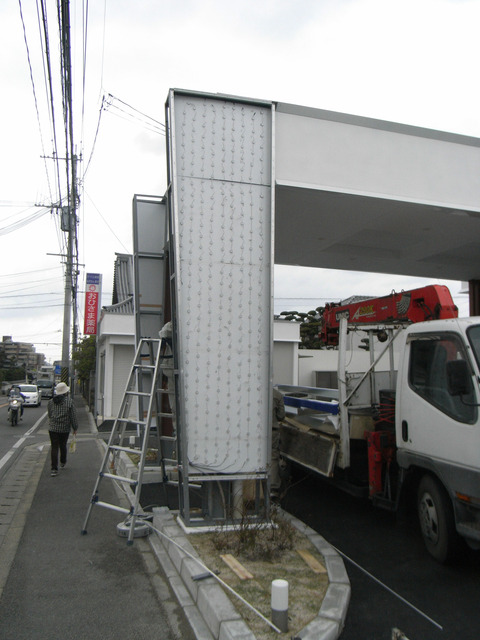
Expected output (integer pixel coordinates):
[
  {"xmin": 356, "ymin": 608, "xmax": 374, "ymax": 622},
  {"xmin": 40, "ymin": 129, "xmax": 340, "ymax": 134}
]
[{"xmin": 0, "ymin": 412, "xmax": 47, "ymax": 472}]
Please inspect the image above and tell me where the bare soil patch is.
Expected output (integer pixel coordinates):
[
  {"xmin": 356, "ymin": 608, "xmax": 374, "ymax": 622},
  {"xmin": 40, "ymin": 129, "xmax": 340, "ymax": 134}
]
[{"xmin": 188, "ymin": 515, "xmax": 328, "ymax": 639}]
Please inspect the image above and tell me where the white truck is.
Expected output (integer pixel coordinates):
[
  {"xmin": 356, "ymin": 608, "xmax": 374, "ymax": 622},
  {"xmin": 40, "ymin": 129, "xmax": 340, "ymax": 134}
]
[
  {"xmin": 35, "ymin": 365, "xmax": 55, "ymax": 399},
  {"xmin": 278, "ymin": 286, "xmax": 480, "ymax": 562}
]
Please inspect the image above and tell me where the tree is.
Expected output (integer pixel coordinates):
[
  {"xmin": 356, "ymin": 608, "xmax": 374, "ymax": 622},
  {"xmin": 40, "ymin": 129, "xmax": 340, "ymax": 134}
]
[
  {"xmin": 72, "ymin": 335, "xmax": 96, "ymax": 382},
  {"xmin": 277, "ymin": 307, "xmax": 326, "ymax": 349}
]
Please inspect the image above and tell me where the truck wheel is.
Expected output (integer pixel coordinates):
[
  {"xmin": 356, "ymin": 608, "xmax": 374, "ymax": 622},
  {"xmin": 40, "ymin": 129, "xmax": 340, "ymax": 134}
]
[{"xmin": 417, "ymin": 475, "xmax": 457, "ymax": 563}]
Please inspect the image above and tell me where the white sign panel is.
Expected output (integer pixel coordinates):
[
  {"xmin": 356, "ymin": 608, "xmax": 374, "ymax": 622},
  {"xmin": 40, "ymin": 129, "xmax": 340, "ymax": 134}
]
[{"xmin": 169, "ymin": 91, "xmax": 274, "ymax": 475}]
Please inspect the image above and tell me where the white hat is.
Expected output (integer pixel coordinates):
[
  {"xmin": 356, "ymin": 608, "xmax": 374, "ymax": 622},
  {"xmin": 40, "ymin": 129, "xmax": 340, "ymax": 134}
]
[{"xmin": 55, "ymin": 382, "xmax": 70, "ymax": 395}]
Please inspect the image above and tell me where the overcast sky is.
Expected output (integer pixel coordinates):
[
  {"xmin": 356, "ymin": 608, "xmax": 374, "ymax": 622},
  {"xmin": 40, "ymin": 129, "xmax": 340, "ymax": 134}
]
[{"xmin": 1, "ymin": 0, "xmax": 479, "ymax": 362}]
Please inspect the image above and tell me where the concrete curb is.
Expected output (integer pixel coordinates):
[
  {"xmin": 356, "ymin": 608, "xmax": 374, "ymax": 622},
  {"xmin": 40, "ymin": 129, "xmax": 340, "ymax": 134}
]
[
  {"xmin": 95, "ymin": 420, "xmax": 350, "ymax": 637},
  {"xmin": 149, "ymin": 506, "xmax": 350, "ymax": 640},
  {"xmin": 279, "ymin": 511, "xmax": 351, "ymax": 640}
]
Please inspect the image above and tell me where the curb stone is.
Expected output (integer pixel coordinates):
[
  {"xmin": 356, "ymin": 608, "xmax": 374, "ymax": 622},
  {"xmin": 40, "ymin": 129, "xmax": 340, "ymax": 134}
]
[{"xmin": 149, "ymin": 506, "xmax": 350, "ymax": 640}]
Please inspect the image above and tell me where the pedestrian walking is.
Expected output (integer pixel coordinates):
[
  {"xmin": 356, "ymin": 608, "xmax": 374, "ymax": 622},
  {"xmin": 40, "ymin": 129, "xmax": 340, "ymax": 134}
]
[{"xmin": 47, "ymin": 382, "xmax": 78, "ymax": 477}]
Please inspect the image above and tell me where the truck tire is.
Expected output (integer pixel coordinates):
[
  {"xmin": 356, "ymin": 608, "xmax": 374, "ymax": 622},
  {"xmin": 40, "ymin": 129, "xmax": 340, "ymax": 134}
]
[{"xmin": 417, "ymin": 475, "xmax": 457, "ymax": 563}]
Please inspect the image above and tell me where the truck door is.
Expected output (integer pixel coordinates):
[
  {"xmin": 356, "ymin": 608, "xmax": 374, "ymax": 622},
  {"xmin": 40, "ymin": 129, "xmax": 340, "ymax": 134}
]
[{"xmin": 398, "ymin": 332, "xmax": 478, "ymax": 469}]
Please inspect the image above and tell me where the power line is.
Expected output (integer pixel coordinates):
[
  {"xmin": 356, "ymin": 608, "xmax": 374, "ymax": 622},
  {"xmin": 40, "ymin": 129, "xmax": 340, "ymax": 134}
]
[
  {"xmin": 0, "ymin": 207, "xmax": 50, "ymax": 236},
  {"xmin": 18, "ymin": 0, "xmax": 54, "ymax": 202},
  {"xmin": 38, "ymin": 0, "xmax": 63, "ymax": 203},
  {"xmin": 106, "ymin": 93, "xmax": 165, "ymax": 132},
  {"xmin": 83, "ymin": 95, "xmax": 105, "ymax": 177},
  {"xmin": 0, "ymin": 303, "xmax": 64, "ymax": 310},
  {"xmin": 0, "ymin": 267, "xmax": 61, "ymax": 278},
  {"xmin": 0, "ymin": 201, "xmax": 39, "ymax": 207},
  {"xmin": 0, "ymin": 275, "xmax": 63, "ymax": 290},
  {"xmin": 0, "ymin": 293, "xmax": 63, "ymax": 299},
  {"xmin": 84, "ymin": 190, "xmax": 130, "ymax": 252}
]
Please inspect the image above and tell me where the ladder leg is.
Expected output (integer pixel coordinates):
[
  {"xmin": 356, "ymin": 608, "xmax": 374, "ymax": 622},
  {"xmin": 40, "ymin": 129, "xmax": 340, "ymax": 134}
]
[
  {"xmin": 82, "ymin": 337, "xmax": 171, "ymax": 542},
  {"xmin": 81, "ymin": 490, "xmax": 97, "ymax": 534}
]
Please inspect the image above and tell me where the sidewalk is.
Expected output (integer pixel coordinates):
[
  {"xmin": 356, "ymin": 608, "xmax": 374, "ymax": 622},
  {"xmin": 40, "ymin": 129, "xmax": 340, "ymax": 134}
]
[
  {"xmin": 0, "ymin": 396, "xmax": 350, "ymax": 640},
  {"xmin": 0, "ymin": 396, "xmax": 195, "ymax": 640}
]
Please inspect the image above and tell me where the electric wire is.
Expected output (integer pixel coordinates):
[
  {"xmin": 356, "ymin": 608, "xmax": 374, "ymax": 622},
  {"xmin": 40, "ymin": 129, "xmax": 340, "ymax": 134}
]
[
  {"xmin": 0, "ymin": 201, "xmax": 38, "ymax": 207},
  {"xmin": 80, "ymin": 0, "xmax": 89, "ymax": 152},
  {"xmin": 0, "ymin": 208, "xmax": 51, "ymax": 236},
  {"xmin": 37, "ymin": 0, "xmax": 62, "ymax": 203},
  {"xmin": 35, "ymin": 0, "xmax": 54, "ymax": 200},
  {"xmin": 0, "ymin": 267, "xmax": 61, "ymax": 278},
  {"xmin": 18, "ymin": 0, "xmax": 54, "ymax": 200},
  {"xmin": 106, "ymin": 93, "xmax": 165, "ymax": 133},
  {"xmin": 83, "ymin": 97, "xmax": 104, "ymax": 177},
  {"xmin": 104, "ymin": 101, "xmax": 165, "ymax": 136},
  {"xmin": 0, "ymin": 205, "xmax": 42, "ymax": 223},
  {"xmin": 0, "ymin": 303, "xmax": 64, "ymax": 310},
  {"xmin": 84, "ymin": 191, "xmax": 130, "ymax": 252},
  {"xmin": 0, "ymin": 279, "xmax": 65, "ymax": 296}
]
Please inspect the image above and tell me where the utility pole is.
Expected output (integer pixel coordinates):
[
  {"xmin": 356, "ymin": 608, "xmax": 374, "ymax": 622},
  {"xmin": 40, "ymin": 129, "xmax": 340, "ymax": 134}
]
[
  {"xmin": 60, "ymin": 205, "xmax": 73, "ymax": 384},
  {"xmin": 58, "ymin": 0, "xmax": 79, "ymax": 388},
  {"xmin": 60, "ymin": 154, "xmax": 79, "ymax": 386}
]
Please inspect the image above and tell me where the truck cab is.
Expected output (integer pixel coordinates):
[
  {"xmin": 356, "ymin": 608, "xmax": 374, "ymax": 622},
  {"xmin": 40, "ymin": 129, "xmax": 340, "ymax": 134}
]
[
  {"xmin": 36, "ymin": 379, "xmax": 54, "ymax": 399},
  {"xmin": 396, "ymin": 317, "xmax": 480, "ymax": 561}
]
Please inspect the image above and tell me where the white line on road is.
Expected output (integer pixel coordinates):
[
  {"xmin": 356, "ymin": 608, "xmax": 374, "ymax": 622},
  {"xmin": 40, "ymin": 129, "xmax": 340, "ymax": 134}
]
[{"xmin": 0, "ymin": 412, "xmax": 47, "ymax": 473}]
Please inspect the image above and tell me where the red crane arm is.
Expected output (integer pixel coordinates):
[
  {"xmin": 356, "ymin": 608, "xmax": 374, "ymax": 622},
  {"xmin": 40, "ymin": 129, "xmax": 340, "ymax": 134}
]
[{"xmin": 320, "ymin": 284, "xmax": 458, "ymax": 345}]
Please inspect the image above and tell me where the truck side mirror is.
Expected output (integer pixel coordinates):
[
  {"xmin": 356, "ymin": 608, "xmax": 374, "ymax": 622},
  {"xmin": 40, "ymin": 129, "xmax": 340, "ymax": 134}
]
[{"xmin": 446, "ymin": 360, "xmax": 473, "ymax": 396}]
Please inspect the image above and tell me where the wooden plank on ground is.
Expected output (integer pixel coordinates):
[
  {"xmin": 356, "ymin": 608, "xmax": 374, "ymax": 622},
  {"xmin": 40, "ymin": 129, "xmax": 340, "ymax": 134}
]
[
  {"xmin": 220, "ymin": 554, "xmax": 254, "ymax": 580},
  {"xmin": 296, "ymin": 549, "xmax": 327, "ymax": 574},
  {"xmin": 284, "ymin": 416, "xmax": 312, "ymax": 432}
]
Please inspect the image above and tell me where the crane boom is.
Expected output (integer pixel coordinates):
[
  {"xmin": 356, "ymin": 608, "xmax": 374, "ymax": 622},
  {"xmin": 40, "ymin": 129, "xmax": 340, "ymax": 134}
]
[{"xmin": 320, "ymin": 284, "xmax": 458, "ymax": 345}]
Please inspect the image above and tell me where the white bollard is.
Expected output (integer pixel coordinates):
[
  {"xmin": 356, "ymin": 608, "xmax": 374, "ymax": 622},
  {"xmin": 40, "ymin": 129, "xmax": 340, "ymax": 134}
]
[
  {"xmin": 271, "ymin": 579, "xmax": 289, "ymax": 632},
  {"xmin": 129, "ymin": 435, "xmax": 136, "ymax": 448}
]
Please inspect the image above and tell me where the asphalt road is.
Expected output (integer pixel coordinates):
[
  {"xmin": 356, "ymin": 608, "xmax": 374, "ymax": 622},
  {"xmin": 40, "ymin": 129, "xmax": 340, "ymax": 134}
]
[
  {"xmin": 282, "ymin": 468, "xmax": 480, "ymax": 640},
  {"xmin": 0, "ymin": 401, "xmax": 46, "ymax": 475}
]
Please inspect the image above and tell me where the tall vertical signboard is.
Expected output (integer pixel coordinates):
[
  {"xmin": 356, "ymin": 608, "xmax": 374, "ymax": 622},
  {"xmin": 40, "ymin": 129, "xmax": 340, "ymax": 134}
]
[
  {"xmin": 167, "ymin": 90, "xmax": 275, "ymax": 483},
  {"xmin": 84, "ymin": 273, "xmax": 102, "ymax": 336}
]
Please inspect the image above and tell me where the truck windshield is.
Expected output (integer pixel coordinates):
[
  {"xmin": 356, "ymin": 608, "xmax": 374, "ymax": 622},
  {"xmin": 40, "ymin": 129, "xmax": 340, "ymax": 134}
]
[
  {"xmin": 467, "ymin": 325, "xmax": 480, "ymax": 369},
  {"xmin": 409, "ymin": 332, "xmax": 476, "ymax": 423}
]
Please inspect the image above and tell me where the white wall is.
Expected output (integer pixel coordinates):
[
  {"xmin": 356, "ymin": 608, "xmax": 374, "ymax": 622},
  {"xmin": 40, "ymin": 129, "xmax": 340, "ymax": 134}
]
[
  {"xmin": 95, "ymin": 313, "xmax": 135, "ymax": 423},
  {"xmin": 298, "ymin": 333, "xmax": 402, "ymax": 388},
  {"xmin": 273, "ymin": 320, "xmax": 300, "ymax": 386}
]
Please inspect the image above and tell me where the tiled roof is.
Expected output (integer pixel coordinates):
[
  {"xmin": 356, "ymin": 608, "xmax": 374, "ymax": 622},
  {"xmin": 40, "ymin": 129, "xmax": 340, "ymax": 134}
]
[{"xmin": 103, "ymin": 254, "xmax": 134, "ymax": 314}]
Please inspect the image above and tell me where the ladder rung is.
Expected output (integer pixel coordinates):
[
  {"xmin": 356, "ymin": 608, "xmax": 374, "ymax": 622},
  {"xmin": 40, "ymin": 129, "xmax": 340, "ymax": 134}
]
[
  {"xmin": 133, "ymin": 363, "xmax": 155, "ymax": 370},
  {"xmin": 162, "ymin": 458, "xmax": 178, "ymax": 464},
  {"xmin": 109, "ymin": 445, "xmax": 139, "ymax": 455},
  {"xmin": 126, "ymin": 390, "xmax": 151, "ymax": 397},
  {"xmin": 95, "ymin": 501, "xmax": 132, "ymax": 515},
  {"xmin": 160, "ymin": 436, "xmax": 176, "ymax": 442},
  {"xmin": 158, "ymin": 412, "xmax": 173, "ymax": 418},
  {"xmin": 100, "ymin": 472, "xmax": 138, "ymax": 485},
  {"xmin": 117, "ymin": 418, "xmax": 147, "ymax": 427}
]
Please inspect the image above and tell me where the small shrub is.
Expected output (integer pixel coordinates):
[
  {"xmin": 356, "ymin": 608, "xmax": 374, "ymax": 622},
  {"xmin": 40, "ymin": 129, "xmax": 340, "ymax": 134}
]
[{"xmin": 211, "ymin": 508, "xmax": 296, "ymax": 562}]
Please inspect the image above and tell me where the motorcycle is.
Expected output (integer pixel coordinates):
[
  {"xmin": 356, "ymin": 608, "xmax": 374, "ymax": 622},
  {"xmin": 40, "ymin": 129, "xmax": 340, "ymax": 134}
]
[{"xmin": 8, "ymin": 397, "xmax": 21, "ymax": 425}]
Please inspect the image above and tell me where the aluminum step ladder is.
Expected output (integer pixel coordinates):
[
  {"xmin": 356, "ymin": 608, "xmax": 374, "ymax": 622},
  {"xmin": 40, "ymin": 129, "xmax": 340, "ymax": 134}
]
[{"xmin": 81, "ymin": 337, "xmax": 176, "ymax": 544}]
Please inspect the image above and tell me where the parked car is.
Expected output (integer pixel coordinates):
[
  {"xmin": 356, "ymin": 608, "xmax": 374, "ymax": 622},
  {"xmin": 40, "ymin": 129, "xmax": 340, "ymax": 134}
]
[
  {"xmin": 36, "ymin": 379, "xmax": 54, "ymax": 399},
  {"xmin": 17, "ymin": 384, "xmax": 41, "ymax": 407}
]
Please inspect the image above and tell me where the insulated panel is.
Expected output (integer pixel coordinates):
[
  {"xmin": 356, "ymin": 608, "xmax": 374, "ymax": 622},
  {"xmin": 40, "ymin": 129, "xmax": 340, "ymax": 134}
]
[
  {"xmin": 132, "ymin": 195, "xmax": 167, "ymax": 341},
  {"xmin": 169, "ymin": 92, "xmax": 274, "ymax": 474}
]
